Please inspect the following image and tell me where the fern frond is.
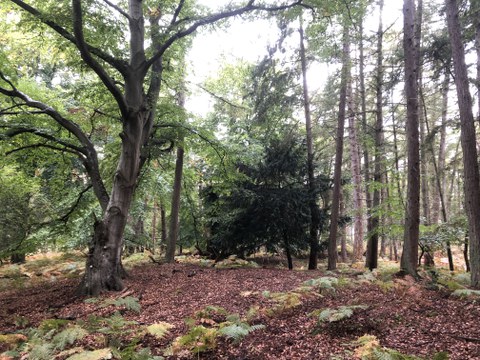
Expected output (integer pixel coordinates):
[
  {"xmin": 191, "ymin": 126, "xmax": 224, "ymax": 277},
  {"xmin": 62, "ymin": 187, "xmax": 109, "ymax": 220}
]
[
  {"xmin": 147, "ymin": 322, "xmax": 174, "ymax": 339},
  {"xmin": 52, "ymin": 325, "xmax": 87, "ymax": 350}
]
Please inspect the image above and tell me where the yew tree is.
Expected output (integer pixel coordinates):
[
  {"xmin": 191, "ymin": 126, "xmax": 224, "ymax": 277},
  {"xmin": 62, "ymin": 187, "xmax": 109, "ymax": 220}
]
[{"xmin": 0, "ymin": 0, "xmax": 305, "ymax": 296}]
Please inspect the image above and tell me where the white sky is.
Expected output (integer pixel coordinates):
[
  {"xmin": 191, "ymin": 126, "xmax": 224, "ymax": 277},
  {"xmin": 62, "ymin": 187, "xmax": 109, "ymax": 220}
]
[{"xmin": 186, "ymin": 1, "xmax": 404, "ymax": 116}]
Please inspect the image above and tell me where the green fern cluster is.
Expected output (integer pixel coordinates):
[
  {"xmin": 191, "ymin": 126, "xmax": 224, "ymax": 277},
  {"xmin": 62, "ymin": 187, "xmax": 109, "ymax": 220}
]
[
  {"xmin": 168, "ymin": 306, "xmax": 265, "ymax": 356},
  {"xmin": 84, "ymin": 295, "xmax": 142, "ymax": 313},
  {"xmin": 315, "ymin": 305, "xmax": 368, "ymax": 323},
  {"xmin": 302, "ymin": 276, "xmax": 339, "ymax": 291}
]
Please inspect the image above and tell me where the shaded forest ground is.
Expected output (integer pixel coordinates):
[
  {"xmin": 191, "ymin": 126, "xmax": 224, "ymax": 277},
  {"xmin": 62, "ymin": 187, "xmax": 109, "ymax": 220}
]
[{"xmin": 0, "ymin": 253, "xmax": 479, "ymax": 359}]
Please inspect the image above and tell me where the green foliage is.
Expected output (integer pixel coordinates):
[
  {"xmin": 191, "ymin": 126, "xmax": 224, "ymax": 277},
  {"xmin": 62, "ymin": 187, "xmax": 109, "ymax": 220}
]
[
  {"xmin": 102, "ymin": 296, "xmax": 142, "ymax": 314},
  {"xmin": 51, "ymin": 325, "xmax": 87, "ymax": 350},
  {"xmin": 451, "ymin": 289, "xmax": 480, "ymax": 298},
  {"xmin": 218, "ymin": 323, "xmax": 265, "ymax": 343},
  {"xmin": 28, "ymin": 343, "xmax": 54, "ymax": 360},
  {"xmin": 302, "ymin": 276, "xmax": 339, "ymax": 291},
  {"xmin": 316, "ymin": 305, "xmax": 368, "ymax": 323},
  {"xmin": 170, "ymin": 305, "xmax": 264, "ymax": 356},
  {"xmin": 38, "ymin": 318, "xmax": 69, "ymax": 332}
]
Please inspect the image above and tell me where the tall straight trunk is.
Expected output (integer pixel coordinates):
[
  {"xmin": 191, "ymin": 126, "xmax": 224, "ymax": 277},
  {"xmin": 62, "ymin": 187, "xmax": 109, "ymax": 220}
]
[
  {"xmin": 328, "ymin": 21, "xmax": 350, "ymax": 271},
  {"xmin": 446, "ymin": 0, "xmax": 480, "ymax": 287},
  {"xmin": 160, "ymin": 201, "xmax": 167, "ymax": 249},
  {"xmin": 151, "ymin": 199, "xmax": 157, "ymax": 253},
  {"xmin": 432, "ymin": 72, "xmax": 450, "ymax": 224},
  {"xmin": 299, "ymin": 20, "xmax": 320, "ymax": 270},
  {"xmin": 166, "ymin": 144, "xmax": 185, "ymax": 262},
  {"xmin": 339, "ymin": 189, "xmax": 348, "ymax": 262},
  {"xmin": 423, "ymin": 81, "xmax": 454, "ymax": 270},
  {"xmin": 401, "ymin": 0, "xmax": 421, "ymax": 277},
  {"xmin": 390, "ymin": 72, "xmax": 406, "ymax": 211},
  {"xmin": 473, "ymin": 0, "xmax": 480, "ymax": 122},
  {"xmin": 359, "ymin": 19, "xmax": 371, "ymax": 262},
  {"xmin": 366, "ymin": 0, "xmax": 384, "ymax": 270},
  {"xmin": 347, "ymin": 75, "xmax": 363, "ymax": 261}
]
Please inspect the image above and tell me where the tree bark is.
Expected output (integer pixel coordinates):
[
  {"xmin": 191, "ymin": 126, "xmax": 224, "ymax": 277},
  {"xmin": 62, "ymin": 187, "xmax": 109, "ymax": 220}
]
[
  {"xmin": 400, "ymin": 0, "xmax": 421, "ymax": 277},
  {"xmin": 359, "ymin": 19, "xmax": 371, "ymax": 262},
  {"xmin": 299, "ymin": 20, "xmax": 320, "ymax": 270},
  {"xmin": 446, "ymin": 0, "xmax": 480, "ymax": 287},
  {"xmin": 347, "ymin": 73, "xmax": 363, "ymax": 263},
  {"xmin": 328, "ymin": 21, "xmax": 350, "ymax": 271},
  {"xmin": 366, "ymin": 0, "xmax": 384, "ymax": 271}
]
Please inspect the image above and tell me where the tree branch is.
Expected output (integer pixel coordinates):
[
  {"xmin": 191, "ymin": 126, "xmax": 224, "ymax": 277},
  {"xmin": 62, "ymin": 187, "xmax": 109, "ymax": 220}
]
[
  {"xmin": 145, "ymin": 0, "xmax": 305, "ymax": 70},
  {"xmin": 8, "ymin": 0, "xmax": 129, "ymax": 75},
  {"xmin": 72, "ymin": 0, "xmax": 129, "ymax": 120},
  {"xmin": 171, "ymin": 0, "xmax": 186, "ymax": 26},
  {"xmin": 1, "ymin": 125, "xmax": 87, "ymax": 156},
  {"xmin": 5, "ymin": 143, "xmax": 82, "ymax": 157},
  {"xmin": 0, "ymin": 72, "xmax": 110, "ymax": 210},
  {"xmin": 196, "ymin": 83, "xmax": 249, "ymax": 110},
  {"xmin": 101, "ymin": 0, "xmax": 131, "ymax": 20}
]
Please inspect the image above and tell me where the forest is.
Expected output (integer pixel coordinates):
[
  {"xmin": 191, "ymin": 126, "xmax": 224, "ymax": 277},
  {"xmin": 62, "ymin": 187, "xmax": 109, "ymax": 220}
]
[{"xmin": 1, "ymin": 0, "xmax": 480, "ymax": 359}]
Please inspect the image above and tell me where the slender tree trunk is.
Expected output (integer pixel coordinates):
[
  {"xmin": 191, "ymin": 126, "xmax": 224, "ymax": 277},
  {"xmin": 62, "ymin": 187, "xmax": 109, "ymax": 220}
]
[
  {"xmin": 366, "ymin": 0, "xmax": 384, "ymax": 270},
  {"xmin": 347, "ymin": 75, "xmax": 363, "ymax": 262},
  {"xmin": 446, "ymin": 0, "xmax": 480, "ymax": 287},
  {"xmin": 328, "ymin": 21, "xmax": 350, "ymax": 271},
  {"xmin": 473, "ymin": 0, "xmax": 480, "ymax": 122},
  {"xmin": 432, "ymin": 72, "xmax": 450, "ymax": 224},
  {"xmin": 284, "ymin": 237, "xmax": 293, "ymax": 270},
  {"xmin": 359, "ymin": 19, "xmax": 371, "ymax": 262},
  {"xmin": 151, "ymin": 200, "xmax": 157, "ymax": 253},
  {"xmin": 299, "ymin": 20, "xmax": 320, "ymax": 270},
  {"xmin": 166, "ymin": 142, "xmax": 185, "ymax": 263},
  {"xmin": 465, "ymin": 235, "xmax": 471, "ymax": 272},
  {"xmin": 401, "ymin": 0, "xmax": 421, "ymax": 277},
  {"xmin": 160, "ymin": 202, "xmax": 167, "ymax": 251},
  {"xmin": 339, "ymin": 189, "xmax": 348, "ymax": 262}
]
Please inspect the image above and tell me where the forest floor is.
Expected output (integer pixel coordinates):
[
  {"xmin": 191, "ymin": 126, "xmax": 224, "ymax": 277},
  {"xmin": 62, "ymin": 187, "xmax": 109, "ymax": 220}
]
[{"xmin": 0, "ymin": 253, "xmax": 479, "ymax": 359}]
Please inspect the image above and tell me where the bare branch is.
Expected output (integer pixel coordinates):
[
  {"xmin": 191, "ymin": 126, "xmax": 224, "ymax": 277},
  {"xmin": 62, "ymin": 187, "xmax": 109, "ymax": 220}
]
[
  {"xmin": 8, "ymin": 0, "xmax": 129, "ymax": 75},
  {"xmin": 145, "ymin": 0, "xmax": 305, "ymax": 70},
  {"xmin": 72, "ymin": 0, "xmax": 129, "ymax": 120},
  {"xmin": 101, "ymin": 0, "xmax": 131, "ymax": 20}
]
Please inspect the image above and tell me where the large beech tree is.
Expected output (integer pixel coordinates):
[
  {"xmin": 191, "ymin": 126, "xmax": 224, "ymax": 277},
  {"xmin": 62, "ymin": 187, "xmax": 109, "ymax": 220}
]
[{"xmin": 0, "ymin": 0, "xmax": 305, "ymax": 295}]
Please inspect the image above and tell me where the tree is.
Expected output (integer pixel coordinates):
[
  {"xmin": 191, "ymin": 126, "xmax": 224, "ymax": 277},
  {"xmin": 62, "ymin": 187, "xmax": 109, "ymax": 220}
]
[
  {"xmin": 445, "ymin": 0, "xmax": 480, "ymax": 287},
  {"xmin": 400, "ymin": 0, "xmax": 421, "ymax": 277},
  {"xmin": 299, "ymin": 17, "xmax": 321, "ymax": 270},
  {"xmin": 166, "ymin": 87, "xmax": 186, "ymax": 263},
  {"xmin": 366, "ymin": 0, "xmax": 384, "ymax": 271},
  {"xmin": 0, "ymin": 0, "xmax": 306, "ymax": 295},
  {"xmin": 327, "ymin": 18, "xmax": 350, "ymax": 271}
]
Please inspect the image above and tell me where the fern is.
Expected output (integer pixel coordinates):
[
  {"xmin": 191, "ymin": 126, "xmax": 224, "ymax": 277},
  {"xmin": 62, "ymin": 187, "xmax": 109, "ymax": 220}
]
[
  {"xmin": 103, "ymin": 296, "xmax": 141, "ymax": 313},
  {"xmin": 28, "ymin": 343, "xmax": 53, "ymax": 360},
  {"xmin": 318, "ymin": 305, "xmax": 368, "ymax": 323},
  {"xmin": 51, "ymin": 325, "xmax": 87, "ymax": 350},
  {"xmin": 452, "ymin": 289, "xmax": 480, "ymax": 298},
  {"xmin": 146, "ymin": 322, "xmax": 174, "ymax": 339},
  {"xmin": 218, "ymin": 323, "xmax": 265, "ymax": 343},
  {"xmin": 303, "ymin": 276, "xmax": 339, "ymax": 291}
]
